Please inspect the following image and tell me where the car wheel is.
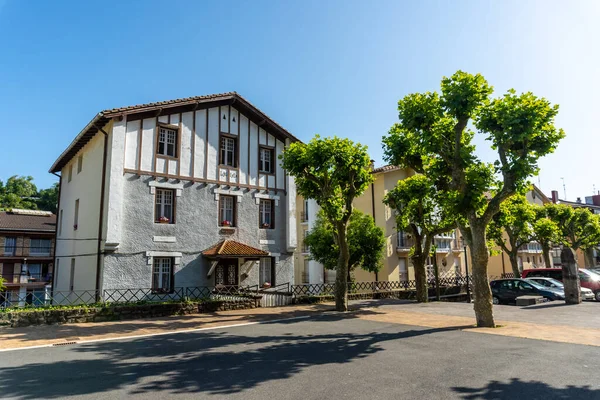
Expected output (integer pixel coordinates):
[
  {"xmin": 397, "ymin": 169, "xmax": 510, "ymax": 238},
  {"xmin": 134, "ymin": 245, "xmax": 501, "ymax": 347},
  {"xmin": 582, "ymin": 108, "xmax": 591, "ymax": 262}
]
[
  {"xmin": 493, "ymin": 296, "xmax": 500, "ymax": 305},
  {"xmin": 595, "ymin": 291, "xmax": 600, "ymax": 302}
]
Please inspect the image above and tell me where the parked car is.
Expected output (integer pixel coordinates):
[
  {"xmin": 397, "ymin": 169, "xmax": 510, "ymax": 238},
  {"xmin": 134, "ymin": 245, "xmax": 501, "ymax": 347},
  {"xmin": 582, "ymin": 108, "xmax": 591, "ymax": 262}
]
[
  {"xmin": 525, "ymin": 277, "xmax": 594, "ymax": 301},
  {"xmin": 521, "ymin": 268, "xmax": 600, "ymax": 301},
  {"xmin": 490, "ymin": 278, "xmax": 564, "ymax": 305}
]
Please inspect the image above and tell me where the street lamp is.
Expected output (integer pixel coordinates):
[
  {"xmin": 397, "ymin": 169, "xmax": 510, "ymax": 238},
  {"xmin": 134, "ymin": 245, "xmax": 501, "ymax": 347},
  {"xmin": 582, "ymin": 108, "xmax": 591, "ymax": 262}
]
[{"xmin": 460, "ymin": 238, "xmax": 471, "ymax": 303}]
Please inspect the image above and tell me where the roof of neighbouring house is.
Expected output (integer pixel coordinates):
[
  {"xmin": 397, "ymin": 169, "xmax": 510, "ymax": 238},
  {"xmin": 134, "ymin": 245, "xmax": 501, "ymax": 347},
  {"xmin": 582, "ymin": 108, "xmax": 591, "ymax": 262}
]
[
  {"xmin": 49, "ymin": 92, "xmax": 299, "ymax": 174},
  {"xmin": 0, "ymin": 209, "xmax": 56, "ymax": 232},
  {"xmin": 202, "ymin": 239, "xmax": 270, "ymax": 257},
  {"xmin": 371, "ymin": 164, "xmax": 403, "ymax": 174}
]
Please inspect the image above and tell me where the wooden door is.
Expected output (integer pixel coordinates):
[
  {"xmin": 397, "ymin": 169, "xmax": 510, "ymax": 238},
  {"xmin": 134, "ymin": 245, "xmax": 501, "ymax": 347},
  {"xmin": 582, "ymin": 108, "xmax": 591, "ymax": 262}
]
[{"xmin": 215, "ymin": 260, "xmax": 238, "ymax": 286}]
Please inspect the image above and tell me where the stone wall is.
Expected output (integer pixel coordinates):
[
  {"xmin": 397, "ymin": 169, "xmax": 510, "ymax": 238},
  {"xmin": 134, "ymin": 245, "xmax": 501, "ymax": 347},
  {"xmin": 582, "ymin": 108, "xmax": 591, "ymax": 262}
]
[{"xmin": 0, "ymin": 298, "xmax": 259, "ymax": 328}]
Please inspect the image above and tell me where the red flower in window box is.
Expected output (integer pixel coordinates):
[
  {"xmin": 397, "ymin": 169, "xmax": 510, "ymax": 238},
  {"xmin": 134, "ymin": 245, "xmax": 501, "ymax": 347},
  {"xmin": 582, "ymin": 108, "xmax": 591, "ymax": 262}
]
[
  {"xmin": 262, "ymin": 282, "xmax": 271, "ymax": 288},
  {"xmin": 222, "ymin": 220, "xmax": 231, "ymax": 226},
  {"xmin": 159, "ymin": 216, "xmax": 170, "ymax": 224}
]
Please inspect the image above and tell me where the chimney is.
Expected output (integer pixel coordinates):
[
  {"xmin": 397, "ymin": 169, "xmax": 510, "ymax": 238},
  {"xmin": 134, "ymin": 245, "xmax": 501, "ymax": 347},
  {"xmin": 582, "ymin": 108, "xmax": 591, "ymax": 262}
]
[
  {"xmin": 576, "ymin": 197, "xmax": 582, "ymax": 204},
  {"xmin": 369, "ymin": 159, "xmax": 375, "ymax": 171},
  {"xmin": 551, "ymin": 190, "xmax": 559, "ymax": 204},
  {"xmin": 593, "ymin": 195, "xmax": 600, "ymax": 206}
]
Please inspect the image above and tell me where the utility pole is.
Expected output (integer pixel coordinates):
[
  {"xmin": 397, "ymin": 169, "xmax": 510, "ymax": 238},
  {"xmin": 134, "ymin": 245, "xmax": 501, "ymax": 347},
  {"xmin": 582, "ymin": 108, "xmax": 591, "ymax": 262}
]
[{"xmin": 561, "ymin": 177, "xmax": 567, "ymax": 200}]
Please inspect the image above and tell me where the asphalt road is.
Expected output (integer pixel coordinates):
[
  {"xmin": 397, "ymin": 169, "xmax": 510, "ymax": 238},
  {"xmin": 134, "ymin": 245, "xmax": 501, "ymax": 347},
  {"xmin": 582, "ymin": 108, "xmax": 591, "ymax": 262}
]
[{"xmin": 0, "ymin": 312, "xmax": 599, "ymax": 400}]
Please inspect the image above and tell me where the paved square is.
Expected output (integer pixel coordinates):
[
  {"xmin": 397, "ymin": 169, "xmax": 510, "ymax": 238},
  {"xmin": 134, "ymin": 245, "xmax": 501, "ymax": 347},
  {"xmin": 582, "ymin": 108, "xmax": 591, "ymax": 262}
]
[{"xmin": 1, "ymin": 302, "xmax": 599, "ymax": 399}]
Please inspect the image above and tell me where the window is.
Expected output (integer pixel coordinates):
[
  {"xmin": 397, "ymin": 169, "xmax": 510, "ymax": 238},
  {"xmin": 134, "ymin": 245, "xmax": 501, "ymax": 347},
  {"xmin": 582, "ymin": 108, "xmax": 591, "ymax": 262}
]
[
  {"xmin": 259, "ymin": 147, "xmax": 274, "ymax": 173},
  {"xmin": 302, "ymin": 259, "xmax": 310, "ymax": 283},
  {"xmin": 59, "ymin": 209, "xmax": 63, "ymax": 236},
  {"xmin": 4, "ymin": 237, "xmax": 16, "ymax": 256},
  {"xmin": 152, "ymin": 257, "xmax": 173, "ymax": 293},
  {"xmin": 259, "ymin": 199, "xmax": 274, "ymax": 229},
  {"xmin": 220, "ymin": 136, "xmax": 237, "ymax": 167},
  {"xmin": 155, "ymin": 189, "xmax": 175, "ymax": 224},
  {"xmin": 68, "ymin": 164, "xmax": 73, "ymax": 182},
  {"xmin": 219, "ymin": 195, "xmax": 236, "ymax": 226},
  {"xmin": 30, "ymin": 239, "xmax": 51, "ymax": 256},
  {"xmin": 259, "ymin": 258, "xmax": 273, "ymax": 287},
  {"xmin": 69, "ymin": 258, "xmax": 75, "ymax": 291},
  {"xmin": 77, "ymin": 155, "xmax": 83, "ymax": 173},
  {"xmin": 157, "ymin": 126, "xmax": 178, "ymax": 157},
  {"xmin": 26, "ymin": 264, "xmax": 42, "ymax": 279},
  {"xmin": 74, "ymin": 199, "xmax": 79, "ymax": 230}
]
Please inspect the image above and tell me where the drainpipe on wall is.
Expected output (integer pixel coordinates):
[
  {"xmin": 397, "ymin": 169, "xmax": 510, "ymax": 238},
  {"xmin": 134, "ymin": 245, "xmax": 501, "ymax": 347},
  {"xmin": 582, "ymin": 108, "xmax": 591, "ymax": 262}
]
[
  {"xmin": 371, "ymin": 181, "xmax": 378, "ymax": 282},
  {"xmin": 94, "ymin": 124, "xmax": 110, "ymax": 302},
  {"xmin": 50, "ymin": 172, "xmax": 62, "ymax": 296}
]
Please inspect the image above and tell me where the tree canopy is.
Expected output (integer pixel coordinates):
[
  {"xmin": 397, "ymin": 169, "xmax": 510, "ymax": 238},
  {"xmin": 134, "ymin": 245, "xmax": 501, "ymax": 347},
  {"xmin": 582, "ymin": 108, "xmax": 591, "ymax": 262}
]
[
  {"xmin": 487, "ymin": 194, "xmax": 537, "ymax": 276},
  {"xmin": 304, "ymin": 210, "xmax": 385, "ymax": 280},
  {"xmin": 382, "ymin": 70, "xmax": 565, "ymax": 327},
  {"xmin": 281, "ymin": 136, "xmax": 373, "ymax": 311},
  {"xmin": 0, "ymin": 176, "xmax": 58, "ymax": 212},
  {"xmin": 383, "ymin": 174, "xmax": 456, "ymax": 302}
]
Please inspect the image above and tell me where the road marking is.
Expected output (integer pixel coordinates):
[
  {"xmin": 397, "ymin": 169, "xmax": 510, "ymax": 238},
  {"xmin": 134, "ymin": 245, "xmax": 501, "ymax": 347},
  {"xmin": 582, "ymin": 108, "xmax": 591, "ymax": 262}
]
[{"xmin": 0, "ymin": 315, "xmax": 313, "ymax": 353}]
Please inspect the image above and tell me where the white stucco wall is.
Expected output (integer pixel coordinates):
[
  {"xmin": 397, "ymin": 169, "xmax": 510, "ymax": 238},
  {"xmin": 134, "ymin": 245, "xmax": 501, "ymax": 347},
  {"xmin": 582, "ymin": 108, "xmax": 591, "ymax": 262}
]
[{"xmin": 55, "ymin": 125, "xmax": 109, "ymax": 292}]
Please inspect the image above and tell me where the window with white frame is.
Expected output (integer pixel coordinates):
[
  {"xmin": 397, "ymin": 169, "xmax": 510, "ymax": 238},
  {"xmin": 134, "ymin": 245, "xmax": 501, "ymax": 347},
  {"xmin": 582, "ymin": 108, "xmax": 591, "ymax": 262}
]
[
  {"xmin": 220, "ymin": 136, "xmax": 237, "ymax": 167},
  {"xmin": 68, "ymin": 164, "xmax": 73, "ymax": 182},
  {"xmin": 30, "ymin": 239, "xmax": 51, "ymax": 256},
  {"xmin": 157, "ymin": 126, "xmax": 177, "ymax": 157},
  {"xmin": 259, "ymin": 258, "xmax": 273, "ymax": 287},
  {"xmin": 259, "ymin": 199, "xmax": 274, "ymax": 229},
  {"xmin": 259, "ymin": 147, "xmax": 274, "ymax": 173},
  {"xmin": 77, "ymin": 155, "xmax": 83, "ymax": 173},
  {"xmin": 4, "ymin": 237, "xmax": 16, "ymax": 256},
  {"xmin": 155, "ymin": 189, "xmax": 175, "ymax": 224},
  {"xmin": 219, "ymin": 195, "xmax": 236, "ymax": 226},
  {"xmin": 152, "ymin": 257, "xmax": 173, "ymax": 293}
]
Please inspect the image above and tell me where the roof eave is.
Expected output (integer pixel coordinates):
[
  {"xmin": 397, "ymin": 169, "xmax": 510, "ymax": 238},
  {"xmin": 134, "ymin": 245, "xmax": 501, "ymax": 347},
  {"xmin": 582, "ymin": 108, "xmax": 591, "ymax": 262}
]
[{"xmin": 49, "ymin": 112, "xmax": 106, "ymax": 173}]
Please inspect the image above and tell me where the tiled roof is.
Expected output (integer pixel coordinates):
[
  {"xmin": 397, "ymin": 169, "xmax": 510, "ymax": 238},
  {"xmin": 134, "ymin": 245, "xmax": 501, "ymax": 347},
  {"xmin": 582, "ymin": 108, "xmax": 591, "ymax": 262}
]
[
  {"xmin": 202, "ymin": 239, "xmax": 269, "ymax": 257},
  {"xmin": 0, "ymin": 211, "xmax": 56, "ymax": 232},
  {"xmin": 371, "ymin": 165, "xmax": 401, "ymax": 174},
  {"xmin": 50, "ymin": 92, "xmax": 299, "ymax": 173}
]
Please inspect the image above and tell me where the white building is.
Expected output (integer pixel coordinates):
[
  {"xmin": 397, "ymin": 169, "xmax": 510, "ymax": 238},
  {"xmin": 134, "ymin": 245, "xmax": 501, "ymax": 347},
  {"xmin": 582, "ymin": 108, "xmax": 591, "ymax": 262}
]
[{"xmin": 50, "ymin": 93, "xmax": 299, "ymax": 297}]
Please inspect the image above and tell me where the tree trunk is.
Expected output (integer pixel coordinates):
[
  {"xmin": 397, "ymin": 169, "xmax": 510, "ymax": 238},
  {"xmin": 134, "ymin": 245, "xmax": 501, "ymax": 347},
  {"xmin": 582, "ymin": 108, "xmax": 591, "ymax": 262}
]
[
  {"xmin": 561, "ymin": 247, "xmax": 581, "ymax": 304},
  {"xmin": 542, "ymin": 243, "xmax": 552, "ymax": 268},
  {"xmin": 412, "ymin": 254, "xmax": 428, "ymax": 303},
  {"xmin": 469, "ymin": 221, "xmax": 495, "ymax": 328},
  {"xmin": 508, "ymin": 252, "xmax": 520, "ymax": 278},
  {"xmin": 335, "ymin": 224, "xmax": 349, "ymax": 311}
]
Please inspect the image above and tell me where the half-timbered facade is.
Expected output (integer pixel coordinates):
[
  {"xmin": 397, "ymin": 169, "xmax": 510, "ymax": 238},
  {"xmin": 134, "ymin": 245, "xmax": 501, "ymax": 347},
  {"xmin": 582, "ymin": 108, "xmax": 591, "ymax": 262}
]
[{"xmin": 50, "ymin": 93, "xmax": 298, "ymax": 295}]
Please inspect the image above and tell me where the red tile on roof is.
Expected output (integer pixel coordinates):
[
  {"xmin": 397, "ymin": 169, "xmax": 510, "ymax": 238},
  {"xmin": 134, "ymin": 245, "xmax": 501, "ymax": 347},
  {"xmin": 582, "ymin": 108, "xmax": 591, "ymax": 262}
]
[
  {"xmin": 202, "ymin": 239, "xmax": 269, "ymax": 257},
  {"xmin": 371, "ymin": 164, "xmax": 401, "ymax": 174},
  {"xmin": 0, "ymin": 211, "xmax": 56, "ymax": 232}
]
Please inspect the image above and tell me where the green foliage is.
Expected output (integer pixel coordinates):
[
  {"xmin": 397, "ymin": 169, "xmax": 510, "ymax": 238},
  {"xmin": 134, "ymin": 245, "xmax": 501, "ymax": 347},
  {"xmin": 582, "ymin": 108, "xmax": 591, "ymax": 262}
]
[
  {"xmin": 281, "ymin": 136, "xmax": 373, "ymax": 224},
  {"xmin": 487, "ymin": 194, "xmax": 536, "ymax": 254},
  {"xmin": 304, "ymin": 210, "xmax": 385, "ymax": 274},
  {"xmin": 383, "ymin": 70, "xmax": 565, "ymax": 224},
  {"xmin": 545, "ymin": 204, "xmax": 600, "ymax": 251},
  {"xmin": 531, "ymin": 206, "xmax": 561, "ymax": 248},
  {"xmin": 0, "ymin": 277, "xmax": 5, "ymax": 292},
  {"xmin": 36, "ymin": 182, "xmax": 59, "ymax": 213},
  {"xmin": 0, "ymin": 176, "xmax": 58, "ymax": 212},
  {"xmin": 383, "ymin": 174, "xmax": 455, "ymax": 237}
]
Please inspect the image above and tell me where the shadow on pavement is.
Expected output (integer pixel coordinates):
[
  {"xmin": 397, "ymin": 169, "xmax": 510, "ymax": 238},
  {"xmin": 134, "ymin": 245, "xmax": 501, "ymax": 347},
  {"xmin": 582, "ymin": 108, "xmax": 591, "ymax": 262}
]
[
  {"xmin": 0, "ymin": 313, "xmax": 460, "ymax": 398},
  {"xmin": 453, "ymin": 377, "xmax": 600, "ymax": 399}
]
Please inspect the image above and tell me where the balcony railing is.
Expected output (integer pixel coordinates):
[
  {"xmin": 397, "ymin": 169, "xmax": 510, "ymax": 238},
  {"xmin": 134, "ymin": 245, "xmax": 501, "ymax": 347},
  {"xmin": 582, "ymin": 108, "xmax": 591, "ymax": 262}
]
[
  {"xmin": 1, "ymin": 244, "xmax": 53, "ymax": 257},
  {"xmin": 397, "ymin": 234, "xmax": 415, "ymax": 249},
  {"xmin": 1, "ymin": 273, "xmax": 52, "ymax": 284},
  {"xmin": 300, "ymin": 211, "xmax": 309, "ymax": 223}
]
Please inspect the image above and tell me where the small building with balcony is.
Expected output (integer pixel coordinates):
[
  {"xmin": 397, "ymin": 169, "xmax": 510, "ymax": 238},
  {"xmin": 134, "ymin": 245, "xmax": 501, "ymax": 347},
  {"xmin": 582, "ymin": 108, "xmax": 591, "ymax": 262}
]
[{"xmin": 0, "ymin": 209, "xmax": 56, "ymax": 307}]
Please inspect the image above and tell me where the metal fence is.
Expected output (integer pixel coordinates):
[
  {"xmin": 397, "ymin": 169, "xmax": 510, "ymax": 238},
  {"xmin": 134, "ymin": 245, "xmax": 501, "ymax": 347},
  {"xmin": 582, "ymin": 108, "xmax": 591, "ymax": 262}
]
[
  {"xmin": 290, "ymin": 275, "xmax": 472, "ymax": 298},
  {"xmin": 0, "ymin": 284, "xmax": 287, "ymax": 310}
]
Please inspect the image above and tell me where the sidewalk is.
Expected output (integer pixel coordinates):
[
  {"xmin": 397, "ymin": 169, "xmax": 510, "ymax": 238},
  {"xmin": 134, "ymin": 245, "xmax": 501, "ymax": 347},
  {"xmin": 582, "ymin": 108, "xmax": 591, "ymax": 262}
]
[{"xmin": 1, "ymin": 300, "xmax": 599, "ymax": 350}]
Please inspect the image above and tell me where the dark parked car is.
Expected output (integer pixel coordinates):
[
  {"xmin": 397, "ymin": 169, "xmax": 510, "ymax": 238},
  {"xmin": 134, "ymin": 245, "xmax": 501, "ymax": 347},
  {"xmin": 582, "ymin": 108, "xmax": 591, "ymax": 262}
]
[
  {"xmin": 521, "ymin": 268, "xmax": 600, "ymax": 301},
  {"xmin": 490, "ymin": 278, "xmax": 564, "ymax": 305}
]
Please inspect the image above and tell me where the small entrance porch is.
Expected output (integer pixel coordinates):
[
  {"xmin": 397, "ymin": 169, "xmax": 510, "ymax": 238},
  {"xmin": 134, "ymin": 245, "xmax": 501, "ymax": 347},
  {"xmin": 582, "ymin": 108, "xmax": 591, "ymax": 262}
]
[{"xmin": 202, "ymin": 239, "xmax": 271, "ymax": 288}]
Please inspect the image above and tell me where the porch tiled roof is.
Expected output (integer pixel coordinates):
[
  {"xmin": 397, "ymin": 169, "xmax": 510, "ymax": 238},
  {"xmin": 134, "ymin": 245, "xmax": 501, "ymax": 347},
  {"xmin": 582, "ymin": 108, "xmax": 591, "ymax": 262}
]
[{"xmin": 202, "ymin": 240, "xmax": 269, "ymax": 257}]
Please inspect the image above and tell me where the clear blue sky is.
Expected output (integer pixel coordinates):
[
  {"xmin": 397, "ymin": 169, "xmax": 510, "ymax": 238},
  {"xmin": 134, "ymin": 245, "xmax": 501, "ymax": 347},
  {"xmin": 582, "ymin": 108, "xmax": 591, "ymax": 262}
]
[{"xmin": 0, "ymin": 0, "xmax": 598, "ymax": 200}]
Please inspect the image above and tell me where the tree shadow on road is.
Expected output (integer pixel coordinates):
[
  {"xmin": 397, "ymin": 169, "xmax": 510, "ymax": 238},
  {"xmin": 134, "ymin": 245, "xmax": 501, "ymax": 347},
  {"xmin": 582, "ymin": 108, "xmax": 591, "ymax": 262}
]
[
  {"xmin": 0, "ymin": 314, "xmax": 461, "ymax": 398},
  {"xmin": 453, "ymin": 377, "xmax": 600, "ymax": 399}
]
